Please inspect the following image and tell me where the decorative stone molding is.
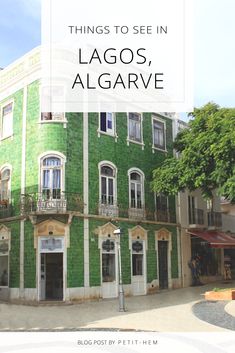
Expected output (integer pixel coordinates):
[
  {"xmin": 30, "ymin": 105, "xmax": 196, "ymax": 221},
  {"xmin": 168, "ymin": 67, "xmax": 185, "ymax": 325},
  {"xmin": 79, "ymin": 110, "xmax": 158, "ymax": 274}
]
[
  {"xmin": 128, "ymin": 225, "xmax": 148, "ymax": 250},
  {"xmin": 94, "ymin": 222, "xmax": 118, "ymax": 249},
  {"xmin": 33, "ymin": 218, "xmax": 69, "ymax": 249}
]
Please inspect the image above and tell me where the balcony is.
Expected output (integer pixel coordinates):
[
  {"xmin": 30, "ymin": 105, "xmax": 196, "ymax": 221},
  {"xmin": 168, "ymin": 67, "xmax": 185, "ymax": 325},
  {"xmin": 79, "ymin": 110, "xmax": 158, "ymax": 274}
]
[
  {"xmin": 188, "ymin": 208, "xmax": 204, "ymax": 227},
  {"xmin": 0, "ymin": 199, "xmax": 13, "ymax": 219},
  {"xmin": 155, "ymin": 209, "xmax": 176, "ymax": 223},
  {"xmin": 207, "ymin": 211, "xmax": 222, "ymax": 228},
  {"xmin": 20, "ymin": 192, "xmax": 84, "ymax": 214},
  {"xmin": 98, "ymin": 201, "xmax": 119, "ymax": 217}
]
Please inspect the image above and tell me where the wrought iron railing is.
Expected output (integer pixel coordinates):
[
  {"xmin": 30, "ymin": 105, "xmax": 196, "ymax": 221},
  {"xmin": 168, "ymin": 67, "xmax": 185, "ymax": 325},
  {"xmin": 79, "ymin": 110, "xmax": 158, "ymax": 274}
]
[
  {"xmin": 20, "ymin": 192, "xmax": 84, "ymax": 214},
  {"xmin": 189, "ymin": 208, "xmax": 204, "ymax": 225},
  {"xmin": 155, "ymin": 209, "xmax": 176, "ymax": 223},
  {"xmin": 207, "ymin": 211, "xmax": 222, "ymax": 228}
]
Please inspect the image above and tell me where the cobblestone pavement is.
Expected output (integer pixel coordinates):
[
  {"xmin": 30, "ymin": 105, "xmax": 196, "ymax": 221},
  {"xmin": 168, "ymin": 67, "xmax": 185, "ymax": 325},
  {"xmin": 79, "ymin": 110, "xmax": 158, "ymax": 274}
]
[
  {"xmin": 0, "ymin": 281, "xmax": 234, "ymax": 332},
  {"xmin": 192, "ymin": 301, "xmax": 235, "ymax": 331}
]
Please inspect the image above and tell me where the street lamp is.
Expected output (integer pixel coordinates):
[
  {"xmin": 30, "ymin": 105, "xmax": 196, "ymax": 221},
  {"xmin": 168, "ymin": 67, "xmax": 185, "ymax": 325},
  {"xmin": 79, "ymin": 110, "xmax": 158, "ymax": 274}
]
[{"xmin": 114, "ymin": 227, "xmax": 126, "ymax": 312}]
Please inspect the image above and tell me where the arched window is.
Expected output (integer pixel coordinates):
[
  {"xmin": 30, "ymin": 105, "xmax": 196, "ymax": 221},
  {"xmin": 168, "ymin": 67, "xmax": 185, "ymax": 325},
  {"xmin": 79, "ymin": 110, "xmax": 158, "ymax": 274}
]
[
  {"xmin": 129, "ymin": 169, "xmax": 144, "ymax": 209},
  {"xmin": 0, "ymin": 168, "xmax": 11, "ymax": 201},
  {"xmin": 40, "ymin": 155, "xmax": 64, "ymax": 200},
  {"xmin": 100, "ymin": 163, "xmax": 117, "ymax": 205}
]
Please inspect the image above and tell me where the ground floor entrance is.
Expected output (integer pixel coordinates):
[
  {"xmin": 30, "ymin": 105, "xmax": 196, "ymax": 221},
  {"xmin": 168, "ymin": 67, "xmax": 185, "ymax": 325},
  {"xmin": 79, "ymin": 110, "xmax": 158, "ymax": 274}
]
[
  {"xmin": 40, "ymin": 253, "xmax": 63, "ymax": 301},
  {"xmin": 158, "ymin": 240, "xmax": 169, "ymax": 289}
]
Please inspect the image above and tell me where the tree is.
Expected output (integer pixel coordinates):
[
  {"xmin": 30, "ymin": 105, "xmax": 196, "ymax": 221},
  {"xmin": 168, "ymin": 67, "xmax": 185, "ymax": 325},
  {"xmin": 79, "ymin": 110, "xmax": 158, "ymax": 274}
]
[{"xmin": 152, "ymin": 103, "xmax": 235, "ymax": 202}]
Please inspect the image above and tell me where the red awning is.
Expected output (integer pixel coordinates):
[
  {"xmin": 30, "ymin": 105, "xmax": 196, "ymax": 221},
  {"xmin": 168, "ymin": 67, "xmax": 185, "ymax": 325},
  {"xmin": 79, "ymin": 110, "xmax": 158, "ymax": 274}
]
[{"xmin": 187, "ymin": 230, "xmax": 235, "ymax": 248}]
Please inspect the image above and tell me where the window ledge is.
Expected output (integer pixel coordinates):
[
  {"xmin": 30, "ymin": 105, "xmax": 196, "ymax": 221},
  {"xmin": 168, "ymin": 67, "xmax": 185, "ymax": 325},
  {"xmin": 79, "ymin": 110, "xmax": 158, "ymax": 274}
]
[
  {"xmin": 39, "ymin": 120, "xmax": 68, "ymax": 128},
  {"xmin": 97, "ymin": 130, "xmax": 118, "ymax": 141},
  {"xmin": 152, "ymin": 145, "xmax": 167, "ymax": 153},
  {"xmin": 127, "ymin": 138, "xmax": 145, "ymax": 150},
  {"xmin": 0, "ymin": 134, "xmax": 13, "ymax": 142}
]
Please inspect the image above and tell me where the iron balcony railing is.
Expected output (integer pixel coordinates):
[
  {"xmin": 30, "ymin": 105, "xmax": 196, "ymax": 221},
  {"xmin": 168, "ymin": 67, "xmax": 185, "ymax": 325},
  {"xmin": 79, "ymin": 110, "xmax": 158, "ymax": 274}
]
[
  {"xmin": 188, "ymin": 208, "xmax": 204, "ymax": 225},
  {"xmin": 155, "ymin": 209, "xmax": 176, "ymax": 223},
  {"xmin": 20, "ymin": 191, "xmax": 84, "ymax": 214},
  {"xmin": 207, "ymin": 211, "xmax": 222, "ymax": 228}
]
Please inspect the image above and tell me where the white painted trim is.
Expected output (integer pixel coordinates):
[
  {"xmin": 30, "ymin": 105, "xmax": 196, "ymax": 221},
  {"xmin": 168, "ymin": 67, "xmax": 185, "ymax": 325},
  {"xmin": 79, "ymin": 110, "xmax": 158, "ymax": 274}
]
[
  {"xmin": 0, "ymin": 164, "xmax": 12, "ymax": 201},
  {"xmin": 151, "ymin": 114, "xmax": 167, "ymax": 152},
  {"xmin": 0, "ymin": 99, "xmax": 14, "ymax": 141},
  {"xmin": 127, "ymin": 168, "xmax": 145, "ymax": 209},
  {"xmin": 83, "ymin": 113, "xmax": 90, "ymax": 291},
  {"xmin": 98, "ymin": 161, "xmax": 118, "ymax": 206},
  {"xmin": 128, "ymin": 228, "xmax": 147, "ymax": 295},
  {"xmin": 21, "ymin": 86, "xmax": 27, "ymax": 195},
  {"xmin": 38, "ymin": 151, "xmax": 66, "ymax": 195},
  {"xmin": 126, "ymin": 112, "xmax": 144, "ymax": 148},
  {"xmin": 97, "ymin": 112, "xmax": 117, "ymax": 137}
]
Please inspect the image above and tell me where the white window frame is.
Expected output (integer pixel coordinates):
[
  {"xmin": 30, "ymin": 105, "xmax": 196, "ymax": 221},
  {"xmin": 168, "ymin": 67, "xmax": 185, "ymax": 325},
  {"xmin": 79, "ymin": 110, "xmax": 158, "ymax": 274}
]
[
  {"xmin": 152, "ymin": 115, "xmax": 167, "ymax": 152},
  {"xmin": 38, "ymin": 152, "xmax": 66, "ymax": 200},
  {"xmin": 127, "ymin": 113, "xmax": 144, "ymax": 148},
  {"xmin": 98, "ymin": 112, "xmax": 117, "ymax": 138},
  {"xmin": 39, "ymin": 85, "xmax": 67, "ymax": 127},
  {"xmin": 128, "ymin": 168, "xmax": 145, "ymax": 210},
  {"xmin": 99, "ymin": 161, "xmax": 117, "ymax": 206},
  {"xmin": 0, "ymin": 164, "xmax": 12, "ymax": 203},
  {"xmin": 0, "ymin": 100, "xmax": 14, "ymax": 140}
]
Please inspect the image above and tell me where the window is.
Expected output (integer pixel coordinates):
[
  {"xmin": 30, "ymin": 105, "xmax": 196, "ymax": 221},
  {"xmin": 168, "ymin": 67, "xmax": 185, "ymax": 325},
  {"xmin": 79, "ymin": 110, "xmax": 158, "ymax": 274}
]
[
  {"xmin": 132, "ymin": 240, "xmax": 144, "ymax": 276},
  {"xmin": 100, "ymin": 112, "xmax": 115, "ymax": 135},
  {"xmin": 100, "ymin": 164, "xmax": 116, "ymax": 205},
  {"xmin": 0, "ymin": 168, "xmax": 10, "ymax": 202},
  {"xmin": 155, "ymin": 194, "xmax": 169, "ymax": 222},
  {"xmin": 102, "ymin": 239, "xmax": 116, "ymax": 282},
  {"xmin": 152, "ymin": 118, "xmax": 166, "ymax": 150},
  {"xmin": 0, "ymin": 233, "xmax": 9, "ymax": 287},
  {"xmin": 128, "ymin": 113, "xmax": 142, "ymax": 142},
  {"xmin": 1, "ymin": 102, "xmax": 13, "ymax": 139},
  {"xmin": 41, "ymin": 156, "xmax": 64, "ymax": 200},
  {"xmin": 188, "ymin": 195, "xmax": 196, "ymax": 224},
  {"xmin": 129, "ymin": 170, "xmax": 144, "ymax": 209},
  {"xmin": 40, "ymin": 86, "xmax": 65, "ymax": 122},
  {"xmin": 41, "ymin": 112, "xmax": 64, "ymax": 121}
]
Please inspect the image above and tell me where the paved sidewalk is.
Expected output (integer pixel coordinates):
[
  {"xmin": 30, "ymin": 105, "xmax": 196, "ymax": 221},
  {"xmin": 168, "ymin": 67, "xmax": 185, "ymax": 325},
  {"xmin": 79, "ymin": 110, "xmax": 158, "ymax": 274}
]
[{"xmin": 0, "ymin": 282, "xmax": 234, "ymax": 332}]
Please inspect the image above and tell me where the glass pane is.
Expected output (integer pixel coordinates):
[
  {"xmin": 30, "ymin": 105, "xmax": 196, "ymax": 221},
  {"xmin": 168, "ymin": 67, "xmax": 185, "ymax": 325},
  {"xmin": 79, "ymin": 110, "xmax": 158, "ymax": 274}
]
[
  {"xmin": 107, "ymin": 113, "xmax": 113, "ymax": 130},
  {"xmin": 102, "ymin": 253, "xmax": 115, "ymax": 282},
  {"xmin": 53, "ymin": 169, "xmax": 61, "ymax": 189},
  {"xmin": 154, "ymin": 121, "xmax": 164, "ymax": 147},
  {"xmin": 43, "ymin": 157, "xmax": 61, "ymax": 166},
  {"xmin": 1, "ymin": 169, "xmax": 10, "ymax": 181},
  {"xmin": 131, "ymin": 182, "xmax": 136, "ymax": 208},
  {"xmin": 43, "ymin": 170, "xmax": 50, "ymax": 188},
  {"xmin": 137, "ymin": 183, "xmax": 142, "ymax": 208},
  {"xmin": 132, "ymin": 254, "xmax": 143, "ymax": 276},
  {"xmin": 0, "ymin": 256, "xmax": 8, "ymax": 286},
  {"xmin": 101, "ymin": 176, "xmax": 107, "ymax": 203},
  {"xmin": 3, "ymin": 103, "xmax": 12, "ymax": 116},
  {"xmin": 101, "ymin": 165, "xmax": 113, "ymax": 177},
  {"xmin": 129, "ymin": 113, "xmax": 141, "ymax": 141},
  {"xmin": 100, "ymin": 112, "xmax": 107, "ymax": 131},
  {"xmin": 108, "ymin": 178, "xmax": 114, "ymax": 205},
  {"xmin": 130, "ymin": 172, "xmax": 141, "ymax": 181}
]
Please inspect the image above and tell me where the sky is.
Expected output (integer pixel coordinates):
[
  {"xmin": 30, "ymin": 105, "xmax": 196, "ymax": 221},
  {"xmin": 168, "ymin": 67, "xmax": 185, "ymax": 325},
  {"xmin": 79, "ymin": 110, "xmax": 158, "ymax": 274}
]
[{"xmin": 0, "ymin": 0, "xmax": 234, "ymax": 112}]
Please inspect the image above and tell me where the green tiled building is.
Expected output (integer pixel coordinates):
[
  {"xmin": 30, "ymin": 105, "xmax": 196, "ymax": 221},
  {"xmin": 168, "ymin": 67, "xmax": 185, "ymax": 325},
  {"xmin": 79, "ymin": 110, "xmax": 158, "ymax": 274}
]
[{"xmin": 0, "ymin": 48, "xmax": 181, "ymax": 302}]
